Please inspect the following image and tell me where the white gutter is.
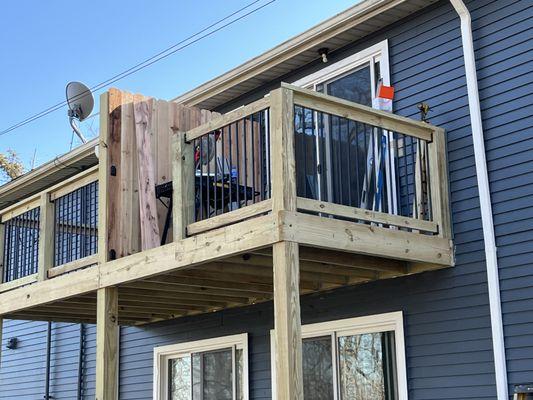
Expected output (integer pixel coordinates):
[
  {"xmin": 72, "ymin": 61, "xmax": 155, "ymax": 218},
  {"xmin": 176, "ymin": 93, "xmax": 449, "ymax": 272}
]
[{"xmin": 449, "ymin": 1, "xmax": 508, "ymax": 399}]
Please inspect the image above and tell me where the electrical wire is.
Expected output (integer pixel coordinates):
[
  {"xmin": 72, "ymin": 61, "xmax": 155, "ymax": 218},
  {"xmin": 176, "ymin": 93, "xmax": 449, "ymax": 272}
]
[{"xmin": 0, "ymin": 0, "xmax": 275, "ymax": 137}]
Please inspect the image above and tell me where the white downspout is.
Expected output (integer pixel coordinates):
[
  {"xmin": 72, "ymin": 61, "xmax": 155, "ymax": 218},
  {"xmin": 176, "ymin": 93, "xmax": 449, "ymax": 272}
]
[{"xmin": 449, "ymin": 1, "xmax": 508, "ymax": 399}]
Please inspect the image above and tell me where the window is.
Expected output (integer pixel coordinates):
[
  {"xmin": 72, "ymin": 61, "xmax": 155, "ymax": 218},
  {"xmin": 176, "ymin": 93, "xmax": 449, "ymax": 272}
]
[
  {"xmin": 154, "ymin": 333, "xmax": 249, "ymax": 400},
  {"xmin": 271, "ymin": 312, "xmax": 408, "ymax": 400},
  {"xmin": 291, "ymin": 40, "xmax": 398, "ymax": 215},
  {"xmin": 292, "ymin": 40, "xmax": 390, "ymax": 100}
]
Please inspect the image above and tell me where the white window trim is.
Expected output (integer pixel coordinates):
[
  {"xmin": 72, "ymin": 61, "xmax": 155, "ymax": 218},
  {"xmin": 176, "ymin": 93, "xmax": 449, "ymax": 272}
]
[
  {"xmin": 270, "ymin": 311, "xmax": 407, "ymax": 400},
  {"xmin": 153, "ymin": 333, "xmax": 249, "ymax": 400},
  {"xmin": 292, "ymin": 39, "xmax": 390, "ymax": 88}
]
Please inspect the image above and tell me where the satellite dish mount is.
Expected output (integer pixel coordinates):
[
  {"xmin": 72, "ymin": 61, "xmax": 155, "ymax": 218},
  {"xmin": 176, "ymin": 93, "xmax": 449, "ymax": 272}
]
[{"xmin": 66, "ymin": 81, "xmax": 94, "ymax": 144}]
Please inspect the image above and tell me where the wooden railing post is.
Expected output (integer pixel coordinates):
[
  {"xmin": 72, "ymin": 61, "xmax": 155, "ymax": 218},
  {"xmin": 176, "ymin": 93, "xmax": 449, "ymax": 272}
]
[
  {"xmin": 270, "ymin": 86, "xmax": 303, "ymax": 400},
  {"xmin": 0, "ymin": 223, "xmax": 4, "ymax": 284},
  {"xmin": 428, "ymin": 127, "xmax": 452, "ymax": 239},
  {"xmin": 37, "ymin": 192, "xmax": 54, "ymax": 281},
  {"xmin": 95, "ymin": 287, "xmax": 119, "ymax": 400},
  {"xmin": 270, "ymin": 86, "xmax": 297, "ymax": 213},
  {"xmin": 98, "ymin": 92, "xmax": 110, "ymax": 264},
  {"xmin": 172, "ymin": 131, "xmax": 195, "ymax": 241}
]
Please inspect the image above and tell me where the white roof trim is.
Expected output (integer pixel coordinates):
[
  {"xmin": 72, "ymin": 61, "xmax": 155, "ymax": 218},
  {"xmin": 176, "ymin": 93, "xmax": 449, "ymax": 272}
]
[{"xmin": 172, "ymin": 0, "xmax": 419, "ymax": 108}]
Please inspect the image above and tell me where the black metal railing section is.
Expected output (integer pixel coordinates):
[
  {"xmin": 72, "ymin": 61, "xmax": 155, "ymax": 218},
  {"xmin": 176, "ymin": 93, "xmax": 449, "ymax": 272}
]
[
  {"xmin": 54, "ymin": 181, "xmax": 98, "ymax": 266},
  {"xmin": 294, "ymin": 105, "xmax": 432, "ymax": 223},
  {"xmin": 2, "ymin": 207, "xmax": 40, "ymax": 282},
  {"xmin": 193, "ymin": 109, "xmax": 271, "ymax": 222}
]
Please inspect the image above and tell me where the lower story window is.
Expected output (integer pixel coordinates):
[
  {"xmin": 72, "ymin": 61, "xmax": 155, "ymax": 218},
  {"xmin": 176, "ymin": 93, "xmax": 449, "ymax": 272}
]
[
  {"xmin": 272, "ymin": 312, "xmax": 408, "ymax": 400},
  {"xmin": 154, "ymin": 333, "xmax": 248, "ymax": 400}
]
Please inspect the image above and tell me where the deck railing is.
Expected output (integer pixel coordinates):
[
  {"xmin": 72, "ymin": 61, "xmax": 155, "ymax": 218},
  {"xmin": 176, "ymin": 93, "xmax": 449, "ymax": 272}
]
[
  {"xmin": 0, "ymin": 166, "xmax": 99, "ymax": 291},
  {"xmin": 0, "ymin": 84, "xmax": 451, "ymax": 293},
  {"xmin": 180, "ymin": 83, "xmax": 451, "ymax": 240}
]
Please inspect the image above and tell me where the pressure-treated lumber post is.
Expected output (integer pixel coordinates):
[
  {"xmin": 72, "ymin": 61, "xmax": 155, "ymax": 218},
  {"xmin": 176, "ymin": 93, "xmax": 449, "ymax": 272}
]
[
  {"xmin": 95, "ymin": 287, "xmax": 119, "ymax": 400},
  {"xmin": 428, "ymin": 127, "xmax": 452, "ymax": 239},
  {"xmin": 37, "ymin": 192, "xmax": 55, "ymax": 281},
  {"xmin": 270, "ymin": 85, "xmax": 297, "ymax": 212},
  {"xmin": 0, "ymin": 223, "xmax": 5, "ymax": 284},
  {"xmin": 270, "ymin": 85, "xmax": 303, "ymax": 399},
  {"xmin": 172, "ymin": 131, "xmax": 195, "ymax": 241},
  {"xmin": 273, "ymin": 241, "xmax": 303, "ymax": 400},
  {"xmin": 98, "ymin": 92, "xmax": 110, "ymax": 263}
]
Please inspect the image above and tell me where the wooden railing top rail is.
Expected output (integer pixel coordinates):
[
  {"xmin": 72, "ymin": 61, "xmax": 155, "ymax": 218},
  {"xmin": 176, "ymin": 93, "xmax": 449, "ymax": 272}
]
[
  {"xmin": 283, "ymin": 83, "xmax": 438, "ymax": 142},
  {"xmin": 185, "ymin": 96, "xmax": 270, "ymax": 142}
]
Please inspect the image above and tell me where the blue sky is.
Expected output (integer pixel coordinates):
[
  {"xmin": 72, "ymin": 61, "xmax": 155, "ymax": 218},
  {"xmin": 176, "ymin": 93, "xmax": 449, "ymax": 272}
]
[{"xmin": 0, "ymin": 0, "xmax": 357, "ymax": 170}]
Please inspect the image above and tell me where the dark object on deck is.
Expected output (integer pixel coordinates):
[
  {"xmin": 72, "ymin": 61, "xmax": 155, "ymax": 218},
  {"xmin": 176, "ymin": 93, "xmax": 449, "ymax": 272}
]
[{"xmin": 155, "ymin": 177, "xmax": 260, "ymax": 245}]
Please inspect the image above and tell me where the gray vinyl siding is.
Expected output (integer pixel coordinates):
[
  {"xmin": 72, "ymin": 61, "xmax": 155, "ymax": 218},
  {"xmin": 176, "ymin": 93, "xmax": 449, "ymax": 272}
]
[
  {"xmin": 1, "ymin": 0, "xmax": 532, "ymax": 399},
  {"xmin": 0, "ymin": 320, "xmax": 96, "ymax": 400}
]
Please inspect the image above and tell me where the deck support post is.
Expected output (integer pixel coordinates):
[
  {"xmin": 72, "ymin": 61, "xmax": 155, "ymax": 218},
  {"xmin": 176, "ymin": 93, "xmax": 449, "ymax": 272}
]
[
  {"xmin": 95, "ymin": 287, "xmax": 119, "ymax": 400},
  {"xmin": 173, "ymin": 131, "xmax": 195, "ymax": 241},
  {"xmin": 37, "ymin": 192, "xmax": 55, "ymax": 281},
  {"xmin": 273, "ymin": 241, "xmax": 303, "ymax": 400},
  {"xmin": 271, "ymin": 86, "xmax": 302, "ymax": 399}
]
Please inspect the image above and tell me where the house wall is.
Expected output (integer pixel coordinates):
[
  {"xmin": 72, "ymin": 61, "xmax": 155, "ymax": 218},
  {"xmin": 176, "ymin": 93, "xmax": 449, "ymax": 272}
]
[
  {"xmin": 0, "ymin": 320, "xmax": 96, "ymax": 399},
  {"xmin": 0, "ymin": 0, "xmax": 531, "ymax": 399}
]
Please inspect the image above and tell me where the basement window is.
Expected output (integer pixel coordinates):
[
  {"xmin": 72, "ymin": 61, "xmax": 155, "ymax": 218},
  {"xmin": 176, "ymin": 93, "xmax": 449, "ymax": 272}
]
[
  {"xmin": 271, "ymin": 312, "xmax": 408, "ymax": 400},
  {"xmin": 154, "ymin": 333, "xmax": 249, "ymax": 400}
]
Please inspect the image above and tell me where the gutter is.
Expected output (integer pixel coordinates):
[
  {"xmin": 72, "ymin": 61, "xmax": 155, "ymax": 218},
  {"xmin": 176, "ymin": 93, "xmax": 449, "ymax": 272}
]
[{"xmin": 449, "ymin": 1, "xmax": 508, "ymax": 398}]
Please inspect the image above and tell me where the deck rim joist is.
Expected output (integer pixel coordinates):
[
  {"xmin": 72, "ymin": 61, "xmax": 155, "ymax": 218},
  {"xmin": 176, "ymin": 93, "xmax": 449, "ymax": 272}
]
[{"xmin": 0, "ymin": 211, "xmax": 453, "ymax": 320}]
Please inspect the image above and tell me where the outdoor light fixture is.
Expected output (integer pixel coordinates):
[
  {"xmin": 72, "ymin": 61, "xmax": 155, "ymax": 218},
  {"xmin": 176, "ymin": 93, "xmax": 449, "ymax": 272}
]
[
  {"xmin": 318, "ymin": 47, "xmax": 329, "ymax": 63},
  {"xmin": 6, "ymin": 338, "xmax": 18, "ymax": 350}
]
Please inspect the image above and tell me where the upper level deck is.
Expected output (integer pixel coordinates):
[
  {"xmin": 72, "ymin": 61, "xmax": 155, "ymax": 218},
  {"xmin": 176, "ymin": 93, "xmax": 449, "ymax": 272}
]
[{"xmin": 0, "ymin": 84, "xmax": 453, "ymax": 325}]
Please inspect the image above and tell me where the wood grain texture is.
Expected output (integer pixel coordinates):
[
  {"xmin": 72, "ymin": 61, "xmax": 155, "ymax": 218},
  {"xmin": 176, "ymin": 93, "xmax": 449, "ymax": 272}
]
[
  {"xmin": 272, "ymin": 241, "xmax": 303, "ymax": 400},
  {"xmin": 187, "ymin": 198, "xmax": 272, "ymax": 235},
  {"xmin": 37, "ymin": 192, "xmax": 54, "ymax": 281},
  {"xmin": 429, "ymin": 127, "xmax": 452, "ymax": 239},
  {"xmin": 270, "ymin": 87, "xmax": 297, "ymax": 213},
  {"xmin": 120, "ymin": 91, "xmax": 141, "ymax": 257},
  {"xmin": 287, "ymin": 83, "xmax": 435, "ymax": 141},
  {"xmin": 172, "ymin": 131, "xmax": 194, "ymax": 241},
  {"xmin": 133, "ymin": 96, "xmax": 161, "ymax": 250},
  {"xmin": 296, "ymin": 197, "xmax": 438, "ymax": 233},
  {"xmin": 106, "ymin": 89, "xmax": 124, "ymax": 261},
  {"xmin": 0, "ymin": 224, "xmax": 4, "ymax": 283},
  {"xmin": 280, "ymin": 211, "xmax": 454, "ymax": 265},
  {"xmin": 95, "ymin": 287, "xmax": 119, "ymax": 400},
  {"xmin": 98, "ymin": 92, "xmax": 110, "ymax": 264}
]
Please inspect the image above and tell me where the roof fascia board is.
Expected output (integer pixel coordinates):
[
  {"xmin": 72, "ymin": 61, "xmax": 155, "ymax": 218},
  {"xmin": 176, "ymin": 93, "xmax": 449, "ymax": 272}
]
[{"xmin": 0, "ymin": 138, "xmax": 98, "ymax": 198}]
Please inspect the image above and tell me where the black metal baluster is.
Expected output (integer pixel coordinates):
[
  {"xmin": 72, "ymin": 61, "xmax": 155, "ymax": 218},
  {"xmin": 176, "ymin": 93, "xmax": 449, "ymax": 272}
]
[
  {"xmin": 243, "ymin": 118, "xmax": 248, "ymax": 206},
  {"xmin": 236, "ymin": 121, "xmax": 241, "ymax": 209},
  {"xmin": 251, "ymin": 114, "xmax": 256, "ymax": 204}
]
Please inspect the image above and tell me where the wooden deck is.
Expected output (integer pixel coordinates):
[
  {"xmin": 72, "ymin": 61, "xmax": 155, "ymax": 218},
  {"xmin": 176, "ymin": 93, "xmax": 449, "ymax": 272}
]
[{"xmin": 0, "ymin": 84, "xmax": 453, "ymax": 399}]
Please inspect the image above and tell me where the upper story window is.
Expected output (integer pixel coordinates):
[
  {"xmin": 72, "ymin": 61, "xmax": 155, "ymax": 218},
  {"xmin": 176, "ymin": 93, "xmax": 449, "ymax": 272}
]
[
  {"xmin": 154, "ymin": 333, "xmax": 249, "ymax": 400},
  {"xmin": 290, "ymin": 40, "xmax": 407, "ymax": 216},
  {"xmin": 271, "ymin": 312, "xmax": 408, "ymax": 400},
  {"xmin": 293, "ymin": 40, "xmax": 390, "ymax": 106}
]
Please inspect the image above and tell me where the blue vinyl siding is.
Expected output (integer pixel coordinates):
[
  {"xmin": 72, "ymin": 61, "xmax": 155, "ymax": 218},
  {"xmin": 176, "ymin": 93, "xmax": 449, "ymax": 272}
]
[
  {"xmin": 1, "ymin": 0, "xmax": 532, "ymax": 399},
  {"xmin": 0, "ymin": 320, "xmax": 95, "ymax": 400}
]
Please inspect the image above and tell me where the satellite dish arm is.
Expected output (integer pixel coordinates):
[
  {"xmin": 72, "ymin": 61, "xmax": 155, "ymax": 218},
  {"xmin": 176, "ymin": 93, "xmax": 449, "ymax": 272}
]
[{"xmin": 69, "ymin": 114, "xmax": 87, "ymax": 144}]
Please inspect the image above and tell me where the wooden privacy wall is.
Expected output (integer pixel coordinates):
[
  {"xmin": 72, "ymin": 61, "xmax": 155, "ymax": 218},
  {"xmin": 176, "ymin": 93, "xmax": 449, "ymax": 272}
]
[{"xmin": 101, "ymin": 88, "xmax": 217, "ymax": 260}]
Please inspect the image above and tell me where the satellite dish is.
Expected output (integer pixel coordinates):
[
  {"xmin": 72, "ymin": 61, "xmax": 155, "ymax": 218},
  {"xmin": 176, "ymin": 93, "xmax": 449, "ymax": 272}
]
[{"xmin": 66, "ymin": 81, "xmax": 94, "ymax": 143}]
